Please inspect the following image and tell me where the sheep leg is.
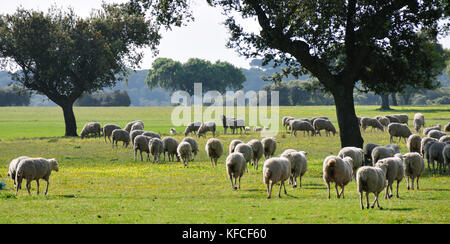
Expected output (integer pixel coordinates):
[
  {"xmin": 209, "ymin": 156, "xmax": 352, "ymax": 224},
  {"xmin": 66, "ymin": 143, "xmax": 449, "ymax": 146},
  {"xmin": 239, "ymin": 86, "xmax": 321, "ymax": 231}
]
[
  {"xmin": 366, "ymin": 192, "xmax": 370, "ymax": 209},
  {"xmin": 335, "ymin": 183, "xmax": 340, "ymax": 198},
  {"xmin": 140, "ymin": 151, "xmax": 143, "ymax": 162},
  {"xmin": 26, "ymin": 180, "xmax": 31, "ymax": 196},
  {"xmin": 44, "ymin": 180, "xmax": 49, "ymax": 195},
  {"xmin": 340, "ymin": 186, "xmax": 345, "ymax": 199},
  {"xmin": 326, "ymin": 182, "xmax": 331, "ymax": 199},
  {"xmin": 359, "ymin": 192, "xmax": 364, "ymax": 210},
  {"xmin": 267, "ymin": 182, "xmax": 274, "ymax": 199},
  {"xmin": 278, "ymin": 183, "xmax": 283, "ymax": 198},
  {"xmin": 416, "ymin": 177, "xmax": 419, "ymax": 190},
  {"xmin": 406, "ymin": 177, "xmax": 410, "ymax": 190},
  {"xmin": 238, "ymin": 176, "xmax": 241, "ymax": 190},
  {"xmin": 396, "ymin": 180, "xmax": 400, "ymax": 198},
  {"xmin": 36, "ymin": 179, "xmax": 40, "ymax": 195},
  {"xmin": 283, "ymin": 181, "xmax": 287, "ymax": 195},
  {"xmin": 229, "ymin": 175, "xmax": 235, "ymax": 190},
  {"xmin": 146, "ymin": 153, "xmax": 150, "ymax": 162}
]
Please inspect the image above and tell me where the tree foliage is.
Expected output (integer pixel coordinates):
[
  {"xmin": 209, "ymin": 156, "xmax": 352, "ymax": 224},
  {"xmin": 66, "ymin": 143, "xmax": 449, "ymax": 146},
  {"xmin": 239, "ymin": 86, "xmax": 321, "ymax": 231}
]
[{"xmin": 75, "ymin": 90, "xmax": 131, "ymax": 107}]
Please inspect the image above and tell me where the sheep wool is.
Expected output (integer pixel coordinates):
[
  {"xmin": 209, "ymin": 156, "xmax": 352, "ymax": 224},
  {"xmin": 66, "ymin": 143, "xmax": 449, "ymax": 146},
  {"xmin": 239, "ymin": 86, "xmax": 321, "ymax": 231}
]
[
  {"xmin": 229, "ymin": 139, "xmax": 243, "ymax": 154},
  {"xmin": 407, "ymin": 134, "xmax": 422, "ymax": 153},
  {"xmin": 80, "ymin": 122, "xmax": 102, "ymax": 139},
  {"xmin": 247, "ymin": 139, "xmax": 264, "ymax": 170},
  {"xmin": 177, "ymin": 142, "xmax": 192, "ymax": 167},
  {"xmin": 7, "ymin": 156, "xmax": 30, "ymax": 188},
  {"xmin": 402, "ymin": 152, "xmax": 425, "ymax": 190},
  {"xmin": 413, "ymin": 113, "xmax": 425, "ymax": 132},
  {"xmin": 375, "ymin": 155, "xmax": 404, "ymax": 199},
  {"xmin": 226, "ymin": 152, "xmax": 247, "ymax": 190},
  {"xmin": 205, "ymin": 138, "xmax": 223, "ymax": 167},
  {"xmin": 387, "ymin": 123, "xmax": 412, "ymax": 143},
  {"xmin": 322, "ymin": 156, "xmax": 353, "ymax": 199},
  {"xmin": 261, "ymin": 137, "xmax": 277, "ymax": 159},
  {"xmin": 103, "ymin": 124, "xmax": 121, "ymax": 143},
  {"xmin": 181, "ymin": 137, "xmax": 199, "ymax": 160},
  {"xmin": 356, "ymin": 164, "xmax": 387, "ymax": 210},
  {"xmin": 263, "ymin": 157, "xmax": 291, "ymax": 199},
  {"xmin": 112, "ymin": 129, "xmax": 130, "ymax": 148},
  {"xmin": 337, "ymin": 147, "xmax": 365, "ymax": 179},
  {"xmin": 149, "ymin": 138, "xmax": 164, "ymax": 163},
  {"xmin": 15, "ymin": 157, "xmax": 59, "ymax": 196},
  {"xmin": 162, "ymin": 137, "xmax": 180, "ymax": 162}
]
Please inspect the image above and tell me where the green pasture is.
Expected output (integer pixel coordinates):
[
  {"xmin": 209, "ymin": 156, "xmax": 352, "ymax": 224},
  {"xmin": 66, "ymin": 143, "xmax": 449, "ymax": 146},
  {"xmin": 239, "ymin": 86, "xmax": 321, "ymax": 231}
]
[{"xmin": 0, "ymin": 105, "xmax": 449, "ymax": 223}]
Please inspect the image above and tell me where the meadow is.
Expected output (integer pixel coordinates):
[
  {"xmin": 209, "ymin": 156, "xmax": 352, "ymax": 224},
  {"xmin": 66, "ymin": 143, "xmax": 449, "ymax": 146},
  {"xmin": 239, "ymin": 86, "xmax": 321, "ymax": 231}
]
[{"xmin": 0, "ymin": 105, "xmax": 449, "ymax": 224}]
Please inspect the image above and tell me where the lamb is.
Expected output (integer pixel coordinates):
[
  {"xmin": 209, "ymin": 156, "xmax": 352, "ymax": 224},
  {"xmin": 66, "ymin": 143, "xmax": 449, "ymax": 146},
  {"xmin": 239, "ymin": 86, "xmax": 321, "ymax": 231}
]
[
  {"xmin": 124, "ymin": 120, "xmax": 144, "ymax": 133},
  {"xmin": 7, "ymin": 156, "xmax": 29, "ymax": 188},
  {"xmin": 391, "ymin": 114, "xmax": 409, "ymax": 125},
  {"xmin": 420, "ymin": 136, "xmax": 438, "ymax": 155},
  {"xmin": 181, "ymin": 137, "xmax": 199, "ymax": 160},
  {"xmin": 111, "ymin": 129, "xmax": 130, "ymax": 148},
  {"xmin": 290, "ymin": 119, "xmax": 315, "ymax": 137},
  {"xmin": 413, "ymin": 113, "xmax": 425, "ymax": 132},
  {"xmin": 261, "ymin": 137, "xmax": 277, "ymax": 159},
  {"xmin": 15, "ymin": 157, "xmax": 59, "ymax": 196},
  {"xmin": 423, "ymin": 124, "xmax": 441, "ymax": 136},
  {"xmin": 407, "ymin": 134, "xmax": 422, "ymax": 153},
  {"xmin": 162, "ymin": 136, "xmax": 179, "ymax": 162},
  {"xmin": 322, "ymin": 156, "xmax": 353, "ymax": 199},
  {"xmin": 338, "ymin": 147, "xmax": 365, "ymax": 179},
  {"xmin": 80, "ymin": 122, "xmax": 102, "ymax": 139},
  {"xmin": 443, "ymin": 144, "xmax": 450, "ymax": 174},
  {"xmin": 226, "ymin": 152, "xmax": 247, "ymax": 190},
  {"xmin": 142, "ymin": 131, "xmax": 161, "ymax": 139},
  {"xmin": 103, "ymin": 124, "xmax": 121, "ymax": 143},
  {"xmin": 130, "ymin": 130, "xmax": 144, "ymax": 145},
  {"xmin": 356, "ymin": 164, "xmax": 387, "ymax": 210},
  {"xmin": 229, "ymin": 139, "xmax": 243, "ymax": 154},
  {"xmin": 374, "ymin": 154, "xmax": 404, "ymax": 199},
  {"xmin": 234, "ymin": 143, "xmax": 254, "ymax": 171},
  {"xmin": 197, "ymin": 121, "xmax": 216, "ymax": 138},
  {"xmin": 363, "ymin": 143, "xmax": 380, "ymax": 166},
  {"xmin": 205, "ymin": 138, "xmax": 223, "ymax": 167},
  {"xmin": 247, "ymin": 139, "xmax": 264, "ymax": 170},
  {"xmin": 169, "ymin": 128, "xmax": 177, "ymax": 135},
  {"xmin": 387, "ymin": 122, "xmax": 412, "ymax": 143},
  {"xmin": 427, "ymin": 129, "xmax": 447, "ymax": 140},
  {"xmin": 133, "ymin": 135, "xmax": 151, "ymax": 162},
  {"xmin": 281, "ymin": 150, "xmax": 307, "ymax": 189},
  {"xmin": 360, "ymin": 117, "xmax": 384, "ymax": 132},
  {"xmin": 402, "ymin": 152, "xmax": 425, "ymax": 190},
  {"xmin": 184, "ymin": 121, "xmax": 202, "ymax": 136},
  {"xmin": 371, "ymin": 145, "xmax": 396, "ymax": 164},
  {"xmin": 149, "ymin": 138, "xmax": 164, "ymax": 163},
  {"xmin": 263, "ymin": 157, "xmax": 291, "ymax": 199},
  {"xmin": 177, "ymin": 142, "xmax": 192, "ymax": 167},
  {"xmin": 424, "ymin": 141, "xmax": 447, "ymax": 174},
  {"xmin": 313, "ymin": 118, "xmax": 337, "ymax": 136},
  {"xmin": 439, "ymin": 135, "xmax": 450, "ymax": 143}
]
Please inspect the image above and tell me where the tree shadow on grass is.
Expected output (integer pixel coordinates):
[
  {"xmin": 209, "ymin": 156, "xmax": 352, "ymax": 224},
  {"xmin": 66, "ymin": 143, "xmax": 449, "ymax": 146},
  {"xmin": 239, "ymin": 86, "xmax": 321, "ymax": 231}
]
[{"xmin": 385, "ymin": 207, "xmax": 416, "ymax": 211}]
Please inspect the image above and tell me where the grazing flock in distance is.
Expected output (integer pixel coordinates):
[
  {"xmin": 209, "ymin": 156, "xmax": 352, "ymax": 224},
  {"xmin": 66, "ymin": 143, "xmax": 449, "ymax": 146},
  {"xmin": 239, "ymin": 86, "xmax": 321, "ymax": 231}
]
[{"xmin": 5, "ymin": 112, "xmax": 450, "ymax": 210}]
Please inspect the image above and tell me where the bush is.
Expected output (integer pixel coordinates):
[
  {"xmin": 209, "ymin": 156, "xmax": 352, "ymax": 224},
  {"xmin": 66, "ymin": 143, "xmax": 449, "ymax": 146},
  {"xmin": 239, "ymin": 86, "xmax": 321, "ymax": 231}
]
[
  {"xmin": 75, "ymin": 90, "xmax": 131, "ymax": 107},
  {"xmin": 0, "ymin": 86, "xmax": 30, "ymax": 106}
]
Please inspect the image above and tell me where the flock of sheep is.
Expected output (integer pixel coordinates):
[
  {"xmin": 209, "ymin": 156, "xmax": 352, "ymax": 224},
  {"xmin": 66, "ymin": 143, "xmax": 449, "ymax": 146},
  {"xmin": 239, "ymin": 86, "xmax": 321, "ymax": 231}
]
[{"xmin": 4, "ymin": 112, "xmax": 450, "ymax": 211}]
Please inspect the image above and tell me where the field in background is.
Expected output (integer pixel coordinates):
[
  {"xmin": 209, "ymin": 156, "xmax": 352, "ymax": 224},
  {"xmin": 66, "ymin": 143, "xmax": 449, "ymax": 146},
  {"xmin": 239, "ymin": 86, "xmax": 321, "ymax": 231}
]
[{"xmin": 0, "ymin": 106, "xmax": 449, "ymax": 223}]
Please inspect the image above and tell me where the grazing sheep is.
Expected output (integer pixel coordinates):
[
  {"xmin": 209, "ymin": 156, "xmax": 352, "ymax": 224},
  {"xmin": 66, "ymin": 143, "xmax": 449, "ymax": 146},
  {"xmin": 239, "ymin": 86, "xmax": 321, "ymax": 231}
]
[
  {"xmin": 311, "ymin": 116, "xmax": 329, "ymax": 125},
  {"xmin": 130, "ymin": 130, "xmax": 144, "ymax": 145},
  {"xmin": 313, "ymin": 119, "xmax": 337, "ymax": 136},
  {"xmin": 7, "ymin": 156, "xmax": 29, "ymax": 188},
  {"xmin": 149, "ymin": 138, "xmax": 164, "ymax": 163},
  {"xmin": 169, "ymin": 128, "xmax": 177, "ymax": 135},
  {"xmin": 338, "ymin": 147, "xmax": 365, "ymax": 179},
  {"xmin": 125, "ymin": 120, "xmax": 144, "ymax": 133},
  {"xmin": 424, "ymin": 141, "xmax": 447, "ymax": 174},
  {"xmin": 387, "ymin": 123, "xmax": 412, "ymax": 143},
  {"xmin": 423, "ymin": 124, "xmax": 441, "ymax": 136},
  {"xmin": 402, "ymin": 152, "xmax": 425, "ymax": 190},
  {"xmin": 226, "ymin": 152, "xmax": 247, "ymax": 190},
  {"xmin": 229, "ymin": 139, "xmax": 243, "ymax": 154},
  {"xmin": 221, "ymin": 115, "xmax": 245, "ymax": 134},
  {"xmin": 407, "ymin": 134, "xmax": 422, "ymax": 153},
  {"xmin": 322, "ymin": 156, "xmax": 353, "ymax": 199},
  {"xmin": 427, "ymin": 129, "xmax": 447, "ymax": 140},
  {"xmin": 181, "ymin": 137, "xmax": 199, "ymax": 161},
  {"xmin": 360, "ymin": 117, "xmax": 384, "ymax": 132},
  {"xmin": 375, "ymin": 116, "xmax": 390, "ymax": 127},
  {"xmin": 290, "ymin": 119, "xmax": 315, "ymax": 137},
  {"xmin": 363, "ymin": 143, "xmax": 380, "ymax": 166},
  {"xmin": 413, "ymin": 113, "xmax": 425, "ymax": 132},
  {"xmin": 261, "ymin": 137, "xmax": 277, "ymax": 159},
  {"xmin": 281, "ymin": 150, "xmax": 308, "ymax": 189},
  {"xmin": 244, "ymin": 126, "xmax": 251, "ymax": 134},
  {"xmin": 197, "ymin": 121, "xmax": 216, "ymax": 138},
  {"xmin": 162, "ymin": 137, "xmax": 179, "ymax": 162},
  {"xmin": 142, "ymin": 131, "xmax": 161, "ymax": 139},
  {"xmin": 247, "ymin": 139, "xmax": 264, "ymax": 170},
  {"xmin": 103, "ymin": 124, "xmax": 121, "ymax": 143},
  {"xmin": 80, "ymin": 122, "xmax": 102, "ymax": 139},
  {"xmin": 15, "ymin": 157, "xmax": 59, "ymax": 196},
  {"xmin": 177, "ymin": 142, "xmax": 192, "ymax": 167},
  {"xmin": 371, "ymin": 146, "xmax": 395, "ymax": 164},
  {"xmin": 420, "ymin": 136, "xmax": 438, "ymax": 156},
  {"xmin": 253, "ymin": 126, "xmax": 262, "ymax": 132},
  {"xmin": 112, "ymin": 129, "xmax": 130, "ymax": 148},
  {"xmin": 356, "ymin": 164, "xmax": 387, "ymax": 210},
  {"xmin": 263, "ymin": 157, "xmax": 291, "ymax": 199},
  {"xmin": 385, "ymin": 115, "xmax": 401, "ymax": 123},
  {"xmin": 184, "ymin": 121, "xmax": 202, "ymax": 136},
  {"xmin": 439, "ymin": 135, "xmax": 450, "ymax": 143},
  {"xmin": 375, "ymin": 155, "xmax": 404, "ymax": 199},
  {"xmin": 133, "ymin": 135, "xmax": 151, "ymax": 162},
  {"xmin": 282, "ymin": 116, "xmax": 295, "ymax": 131},
  {"xmin": 391, "ymin": 114, "xmax": 409, "ymax": 125},
  {"xmin": 130, "ymin": 122, "xmax": 144, "ymax": 132},
  {"xmin": 443, "ymin": 144, "xmax": 450, "ymax": 174},
  {"xmin": 235, "ymin": 143, "xmax": 253, "ymax": 171},
  {"xmin": 205, "ymin": 138, "xmax": 223, "ymax": 167},
  {"xmin": 444, "ymin": 123, "xmax": 450, "ymax": 132}
]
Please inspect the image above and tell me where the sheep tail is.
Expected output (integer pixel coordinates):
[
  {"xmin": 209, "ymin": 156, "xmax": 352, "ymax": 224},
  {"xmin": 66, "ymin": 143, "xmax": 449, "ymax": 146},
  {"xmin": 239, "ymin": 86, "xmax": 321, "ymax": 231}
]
[
  {"xmin": 263, "ymin": 169, "xmax": 271, "ymax": 185},
  {"xmin": 326, "ymin": 159, "xmax": 336, "ymax": 177}
]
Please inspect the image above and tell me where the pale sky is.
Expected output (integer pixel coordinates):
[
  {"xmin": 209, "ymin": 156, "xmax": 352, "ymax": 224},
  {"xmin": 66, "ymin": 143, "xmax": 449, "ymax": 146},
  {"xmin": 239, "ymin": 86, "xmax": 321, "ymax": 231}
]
[{"xmin": 1, "ymin": 0, "xmax": 449, "ymax": 70}]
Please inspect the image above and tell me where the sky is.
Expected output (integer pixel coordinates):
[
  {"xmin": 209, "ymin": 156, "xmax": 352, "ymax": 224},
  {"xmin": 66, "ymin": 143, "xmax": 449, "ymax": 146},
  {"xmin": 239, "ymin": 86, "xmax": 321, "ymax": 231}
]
[{"xmin": 1, "ymin": 0, "xmax": 449, "ymax": 70}]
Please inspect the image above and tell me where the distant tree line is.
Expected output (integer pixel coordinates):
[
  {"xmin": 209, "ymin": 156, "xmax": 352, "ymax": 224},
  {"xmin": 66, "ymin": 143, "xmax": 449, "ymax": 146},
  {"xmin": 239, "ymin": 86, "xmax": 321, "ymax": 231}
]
[
  {"xmin": 0, "ymin": 86, "xmax": 30, "ymax": 106},
  {"xmin": 75, "ymin": 90, "xmax": 131, "ymax": 107}
]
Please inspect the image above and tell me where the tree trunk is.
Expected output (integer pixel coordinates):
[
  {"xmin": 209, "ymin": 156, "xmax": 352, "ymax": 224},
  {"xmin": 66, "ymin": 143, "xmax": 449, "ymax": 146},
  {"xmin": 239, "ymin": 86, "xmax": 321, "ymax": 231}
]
[
  {"xmin": 391, "ymin": 93, "xmax": 398, "ymax": 106},
  {"xmin": 379, "ymin": 94, "xmax": 391, "ymax": 110},
  {"xmin": 331, "ymin": 84, "xmax": 364, "ymax": 148},
  {"xmin": 60, "ymin": 102, "xmax": 78, "ymax": 137}
]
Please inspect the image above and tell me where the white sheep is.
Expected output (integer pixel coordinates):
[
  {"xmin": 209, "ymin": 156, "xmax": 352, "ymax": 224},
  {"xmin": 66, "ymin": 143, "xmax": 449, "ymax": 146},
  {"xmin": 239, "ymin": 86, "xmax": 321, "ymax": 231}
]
[
  {"xmin": 197, "ymin": 121, "xmax": 216, "ymax": 138},
  {"xmin": 281, "ymin": 150, "xmax": 307, "ymax": 189},
  {"xmin": 413, "ymin": 113, "xmax": 425, "ymax": 132},
  {"xmin": 313, "ymin": 118, "xmax": 336, "ymax": 136},
  {"xmin": 142, "ymin": 131, "xmax": 161, "ymax": 139},
  {"xmin": 177, "ymin": 142, "xmax": 192, "ymax": 167},
  {"xmin": 322, "ymin": 156, "xmax": 353, "ymax": 199},
  {"xmin": 375, "ymin": 116, "xmax": 390, "ymax": 127},
  {"xmin": 162, "ymin": 136, "xmax": 179, "ymax": 162},
  {"xmin": 360, "ymin": 117, "xmax": 384, "ymax": 132},
  {"xmin": 169, "ymin": 128, "xmax": 177, "ymax": 135},
  {"xmin": 289, "ymin": 119, "xmax": 315, "ymax": 137},
  {"xmin": 371, "ymin": 145, "xmax": 396, "ymax": 164},
  {"xmin": 427, "ymin": 129, "xmax": 447, "ymax": 140},
  {"xmin": 263, "ymin": 157, "xmax": 291, "ymax": 199},
  {"xmin": 149, "ymin": 138, "xmax": 164, "ymax": 163},
  {"xmin": 226, "ymin": 152, "xmax": 247, "ymax": 190},
  {"xmin": 102, "ymin": 124, "xmax": 121, "ymax": 143},
  {"xmin": 420, "ymin": 136, "xmax": 438, "ymax": 156},
  {"xmin": 244, "ymin": 126, "xmax": 251, "ymax": 134},
  {"xmin": 423, "ymin": 124, "xmax": 441, "ymax": 136},
  {"xmin": 130, "ymin": 130, "xmax": 144, "ymax": 145},
  {"xmin": 391, "ymin": 114, "xmax": 409, "ymax": 125},
  {"xmin": 407, "ymin": 134, "xmax": 422, "ymax": 153},
  {"xmin": 80, "ymin": 122, "xmax": 102, "ymax": 139},
  {"xmin": 229, "ymin": 139, "xmax": 243, "ymax": 154},
  {"xmin": 443, "ymin": 144, "xmax": 450, "ymax": 174},
  {"xmin": 402, "ymin": 152, "xmax": 425, "ymax": 190},
  {"xmin": 261, "ymin": 137, "xmax": 277, "ymax": 159},
  {"xmin": 130, "ymin": 121, "xmax": 144, "ymax": 132},
  {"xmin": 205, "ymin": 138, "xmax": 223, "ymax": 167},
  {"xmin": 253, "ymin": 126, "xmax": 262, "ymax": 132},
  {"xmin": 282, "ymin": 116, "xmax": 295, "ymax": 131},
  {"xmin": 181, "ymin": 137, "xmax": 199, "ymax": 161},
  {"xmin": 235, "ymin": 143, "xmax": 253, "ymax": 171},
  {"xmin": 15, "ymin": 157, "xmax": 59, "ymax": 196},
  {"xmin": 112, "ymin": 129, "xmax": 130, "ymax": 148},
  {"xmin": 247, "ymin": 139, "xmax": 264, "ymax": 170},
  {"xmin": 387, "ymin": 123, "xmax": 412, "ymax": 143},
  {"xmin": 363, "ymin": 143, "xmax": 380, "ymax": 166},
  {"xmin": 337, "ymin": 147, "xmax": 365, "ymax": 179},
  {"xmin": 7, "ymin": 156, "xmax": 29, "ymax": 189},
  {"xmin": 124, "ymin": 120, "xmax": 144, "ymax": 133},
  {"xmin": 356, "ymin": 164, "xmax": 387, "ymax": 210},
  {"xmin": 374, "ymin": 154, "xmax": 404, "ymax": 199},
  {"xmin": 184, "ymin": 121, "xmax": 202, "ymax": 136},
  {"xmin": 133, "ymin": 135, "xmax": 151, "ymax": 162},
  {"xmin": 424, "ymin": 141, "xmax": 447, "ymax": 174}
]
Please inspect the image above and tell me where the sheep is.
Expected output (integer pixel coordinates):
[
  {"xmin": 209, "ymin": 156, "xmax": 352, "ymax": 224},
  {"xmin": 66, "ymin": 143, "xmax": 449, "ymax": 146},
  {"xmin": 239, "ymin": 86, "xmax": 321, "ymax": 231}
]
[
  {"xmin": 247, "ymin": 139, "xmax": 264, "ymax": 170},
  {"xmin": 177, "ymin": 142, "xmax": 192, "ymax": 167},
  {"xmin": 420, "ymin": 136, "xmax": 438, "ymax": 156},
  {"xmin": 80, "ymin": 122, "xmax": 102, "ymax": 139},
  {"xmin": 423, "ymin": 124, "xmax": 441, "ymax": 136},
  {"xmin": 112, "ymin": 129, "xmax": 130, "ymax": 148},
  {"xmin": 142, "ymin": 131, "xmax": 161, "ymax": 139},
  {"xmin": 360, "ymin": 117, "xmax": 384, "ymax": 132},
  {"xmin": 385, "ymin": 115, "xmax": 401, "ymax": 123},
  {"xmin": 244, "ymin": 126, "xmax": 251, "ymax": 134},
  {"xmin": 169, "ymin": 128, "xmax": 177, "ymax": 135},
  {"xmin": 281, "ymin": 150, "xmax": 307, "ymax": 189},
  {"xmin": 356, "ymin": 164, "xmax": 387, "ymax": 210},
  {"xmin": 130, "ymin": 121, "xmax": 144, "ymax": 132},
  {"xmin": 125, "ymin": 120, "xmax": 144, "ymax": 133},
  {"xmin": 205, "ymin": 138, "xmax": 223, "ymax": 167},
  {"xmin": 253, "ymin": 126, "xmax": 262, "ymax": 132},
  {"xmin": 289, "ymin": 119, "xmax": 315, "ymax": 137},
  {"xmin": 103, "ymin": 124, "xmax": 121, "ymax": 143},
  {"xmin": 439, "ymin": 135, "xmax": 450, "ymax": 143},
  {"xmin": 443, "ymin": 144, "xmax": 450, "ymax": 174},
  {"xmin": 427, "ymin": 129, "xmax": 447, "ymax": 140},
  {"xmin": 402, "ymin": 152, "xmax": 425, "ymax": 190},
  {"xmin": 391, "ymin": 114, "xmax": 409, "ymax": 125},
  {"xmin": 375, "ymin": 116, "xmax": 390, "ymax": 127},
  {"xmin": 282, "ymin": 116, "xmax": 295, "ymax": 132},
  {"xmin": 311, "ymin": 116, "xmax": 329, "ymax": 125},
  {"xmin": 133, "ymin": 135, "xmax": 151, "ymax": 162},
  {"xmin": 338, "ymin": 147, "xmax": 365, "ymax": 179},
  {"xmin": 226, "ymin": 152, "xmax": 247, "ymax": 190},
  {"xmin": 162, "ymin": 136, "xmax": 179, "ymax": 162},
  {"xmin": 261, "ymin": 137, "xmax": 277, "ymax": 159},
  {"xmin": 363, "ymin": 143, "xmax": 380, "ymax": 166},
  {"xmin": 181, "ymin": 137, "xmax": 199, "ymax": 161},
  {"xmin": 371, "ymin": 146, "xmax": 396, "ymax": 164},
  {"xmin": 263, "ymin": 157, "xmax": 291, "ymax": 199},
  {"xmin": 7, "ymin": 156, "xmax": 30, "ymax": 189},
  {"xmin": 149, "ymin": 138, "xmax": 164, "ymax": 163},
  {"xmin": 375, "ymin": 154, "xmax": 404, "ymax": 199},
  {"xmin": 407, "ymin": 134, "xmax": 422, "ymax": 153},
  {"xmin": 197, "ymin": 121, "xmax": 216, "ymax": 138},
  {"xmin": 313, "ymin": 118, "xmax": 337, "ymax": 136},
  {"xmin": 234, "ymin": 143, "xmax": 253, "ymax": 171},
  {"xmin": 130, "ymin": 130, "xmax": 144, "ymax": 145},
  {"xmin": 444, "ymin": 122, "xmax": 450, "ymax": 132},
  {"xmin": 413, "ymin": 113, "xmax": 425, "ymax": 132},
  {"xmin": 322, "ymin": 156, "xmax": 353, "ymax": 199},
  {"xmin": 387, "ymin": 123, "xmax": 412, "ymax": 143},
  {"xmin": 15, "ymin": 157, "xmax": 59, "ymax": 196},
  {"xmin": 424, "ymin": 141, "xmax": 447, "ymax": 174},
  {"xmin": 229, "ymin": 139, "xmax": 243, "ymax": 154},
  {"xmin": 221, "ymin": 115, "xmax": 245, "ymax": 134},
  {"xmin": 184, "ymin": 121, "xmax": 202, "ymax": 136}
]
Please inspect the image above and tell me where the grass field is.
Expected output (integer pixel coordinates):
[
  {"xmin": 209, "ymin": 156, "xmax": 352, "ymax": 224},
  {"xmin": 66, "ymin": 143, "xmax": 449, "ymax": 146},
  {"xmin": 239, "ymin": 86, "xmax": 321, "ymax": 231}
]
[{"xmin": 0, "ymin": 105, "xmax": 449, "ymax": 224}]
